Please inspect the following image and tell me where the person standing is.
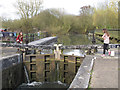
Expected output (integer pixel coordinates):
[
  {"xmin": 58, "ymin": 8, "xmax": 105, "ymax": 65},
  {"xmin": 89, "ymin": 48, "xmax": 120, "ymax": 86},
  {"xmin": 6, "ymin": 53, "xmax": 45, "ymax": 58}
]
[
  {"xmin": 101, "ymin": 29, "xmax": 110, "ymax": 56},
  {"xmin": 16, "ymin": 32, "xmax": 23, "ymax": 44}
]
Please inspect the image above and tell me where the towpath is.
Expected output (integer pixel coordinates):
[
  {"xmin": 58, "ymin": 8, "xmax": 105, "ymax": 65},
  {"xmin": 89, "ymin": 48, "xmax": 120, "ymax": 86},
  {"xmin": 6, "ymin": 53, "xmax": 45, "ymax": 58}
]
[
  {"xmin": 90, "ymin": 48, "xmax": 119, "ymax": 88},
  {"xmin": 0, "ymin": 47, "xmax": 17, "ymax": 57}
]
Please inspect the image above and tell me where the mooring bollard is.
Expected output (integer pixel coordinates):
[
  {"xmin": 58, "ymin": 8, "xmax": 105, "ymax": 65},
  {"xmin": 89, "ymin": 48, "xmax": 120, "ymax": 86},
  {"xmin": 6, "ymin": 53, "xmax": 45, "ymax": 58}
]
[{"xmin": 54, "ymin": 44, "xmax": 62, "ymax": 60}]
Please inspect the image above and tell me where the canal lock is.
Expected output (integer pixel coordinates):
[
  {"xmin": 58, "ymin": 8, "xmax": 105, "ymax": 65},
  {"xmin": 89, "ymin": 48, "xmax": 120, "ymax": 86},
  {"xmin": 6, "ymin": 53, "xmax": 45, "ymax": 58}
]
[
  {"xmin": 19, "ymin": 49, "xmax": 84, "ymax": 89},
  {"xmin": 1, "ymin": 44, "xmax": 99, "ymax": 89},
  {"xmin": 1, "ymin": 43, "xmax": 100, "ymax": 89}
]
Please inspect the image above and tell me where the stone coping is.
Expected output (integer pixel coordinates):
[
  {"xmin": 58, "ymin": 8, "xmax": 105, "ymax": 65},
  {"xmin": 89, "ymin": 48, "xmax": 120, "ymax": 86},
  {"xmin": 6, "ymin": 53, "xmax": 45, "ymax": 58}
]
[
  {"xmin": 0, "ymin": 54, "xmax": 20, "ymax": 60},
  {"xmin": 68, "ymin": 55, "xmax": 96, "ymax": 89}
]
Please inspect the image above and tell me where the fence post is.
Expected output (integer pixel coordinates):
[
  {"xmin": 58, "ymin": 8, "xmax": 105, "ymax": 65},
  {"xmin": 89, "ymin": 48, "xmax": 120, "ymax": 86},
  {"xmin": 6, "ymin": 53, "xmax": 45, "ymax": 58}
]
[
  {"xmin": 92, "ymin": 30, "xmax": 96, "ymax": 44},
  {"xmin": 32, "ymin": 34, "xmax": 34, "ymax": 41},
  {"xmin": 25, "ymin": 34, "xmax": 29, "ymax": 44}
]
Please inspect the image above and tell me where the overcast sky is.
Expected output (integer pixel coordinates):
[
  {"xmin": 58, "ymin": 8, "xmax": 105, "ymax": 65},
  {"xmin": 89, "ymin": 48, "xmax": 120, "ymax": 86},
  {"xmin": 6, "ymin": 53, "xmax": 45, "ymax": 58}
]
[{"xmin": 0, "ymin": 0, "xmax": 107, "ymax": 20}]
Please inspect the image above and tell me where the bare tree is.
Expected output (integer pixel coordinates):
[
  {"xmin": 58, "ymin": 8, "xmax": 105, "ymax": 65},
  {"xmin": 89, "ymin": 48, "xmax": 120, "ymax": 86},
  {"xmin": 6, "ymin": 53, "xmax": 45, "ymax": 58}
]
[
  {"xmin": 15, "ymin": 0, "xmax": 43, "ymax": 19},
  {"xmin": 14, "ymin": 0, "xmax": 43, "ymax": 33}
]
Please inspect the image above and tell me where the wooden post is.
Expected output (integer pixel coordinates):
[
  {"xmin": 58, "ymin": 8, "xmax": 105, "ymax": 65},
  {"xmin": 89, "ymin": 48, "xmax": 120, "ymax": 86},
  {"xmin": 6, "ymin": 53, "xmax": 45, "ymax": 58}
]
[{"xmin": 92, "ymin": 30, "xmax": 96, "ymax": 44}]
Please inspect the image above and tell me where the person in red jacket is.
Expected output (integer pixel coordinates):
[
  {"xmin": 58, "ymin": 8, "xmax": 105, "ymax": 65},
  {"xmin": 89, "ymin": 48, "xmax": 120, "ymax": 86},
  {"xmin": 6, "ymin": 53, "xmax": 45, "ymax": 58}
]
[{"xmin": 16, "ymin": 32, "xmax": 23, "ymax": 44}]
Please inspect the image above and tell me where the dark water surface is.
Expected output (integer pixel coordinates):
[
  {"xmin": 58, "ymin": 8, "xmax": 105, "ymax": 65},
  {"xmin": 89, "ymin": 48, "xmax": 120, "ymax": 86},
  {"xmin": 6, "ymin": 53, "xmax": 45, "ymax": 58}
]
[
  {"xmin": 17, "ymin": 81, "xmax": 68, "ymax": 89},
  {"xmin": 57, "ymin": 34, "xmax": 102, "ymax": 45},
  {"xmin": 41, "ymin": 34, "xmax": 101, "ymax": 56}
]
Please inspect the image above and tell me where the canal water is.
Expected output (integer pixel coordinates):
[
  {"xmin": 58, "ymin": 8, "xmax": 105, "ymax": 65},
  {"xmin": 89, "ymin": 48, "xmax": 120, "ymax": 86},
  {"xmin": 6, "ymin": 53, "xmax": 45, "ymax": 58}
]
[
  {"xmin": 41, "ymin": 34, "xmax": 102, "ymax": 56},
  {"xmin": 17, "ymin": 81, "xmax": 68, "ymax": 89},
  {"xmin": 17, "ymin": 34, "xmax": 101, "ymax": 89},
  {"xmin": 57, "ymin": 34, "xmax": 102, "ymax": 45}
]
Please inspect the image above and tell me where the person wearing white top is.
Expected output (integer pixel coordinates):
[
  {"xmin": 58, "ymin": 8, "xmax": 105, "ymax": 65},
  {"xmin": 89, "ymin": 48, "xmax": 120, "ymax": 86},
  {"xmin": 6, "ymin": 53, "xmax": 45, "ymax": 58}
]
[{"xmin": 101, "ymin": 29, "xmax": 110, "ymax": 56}]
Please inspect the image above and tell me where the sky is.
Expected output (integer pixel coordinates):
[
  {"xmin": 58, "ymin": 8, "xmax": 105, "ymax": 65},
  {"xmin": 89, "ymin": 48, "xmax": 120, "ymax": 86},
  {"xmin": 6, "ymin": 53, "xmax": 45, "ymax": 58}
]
[{"xmin": 0, "ymin": 0, "xmax": 107, "ymax": 20}]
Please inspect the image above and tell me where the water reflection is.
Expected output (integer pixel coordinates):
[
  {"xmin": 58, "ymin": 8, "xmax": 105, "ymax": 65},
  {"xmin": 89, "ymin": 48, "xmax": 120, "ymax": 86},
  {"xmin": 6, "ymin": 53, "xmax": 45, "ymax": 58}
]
[
  {"xmin": 41, "ymin": 49, "xmax": 53, "ymax": 54},
  {"xmin": 40, "ymin": 34, "xmax": 102, "ymax": 56},
  {"xmin": 63, "ymin": 49, "xmax": 85, "ymax": 57},
  {"xmin": 57, "ymin": 34, "xmax": 102, "ymax": 45},
  {"xmin": 57, "ymin": 34, "xmax": 93, "ymax": 45},
  {"xmin": 41, "ymin": 49, "xmax": 85, "ymax": 57}
]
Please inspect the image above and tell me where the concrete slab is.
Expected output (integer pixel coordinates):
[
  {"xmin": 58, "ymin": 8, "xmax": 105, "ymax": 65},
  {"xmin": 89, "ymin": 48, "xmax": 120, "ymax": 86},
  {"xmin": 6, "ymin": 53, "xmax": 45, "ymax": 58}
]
[
  {"xmin": 90, "ymin": 56, "xmax": 118, "ymax": 88},
  {"xmin": 69, "ymin": 55, "xmax": 95, "ymax": 89}
]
